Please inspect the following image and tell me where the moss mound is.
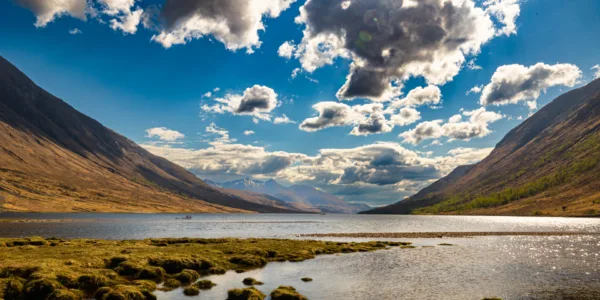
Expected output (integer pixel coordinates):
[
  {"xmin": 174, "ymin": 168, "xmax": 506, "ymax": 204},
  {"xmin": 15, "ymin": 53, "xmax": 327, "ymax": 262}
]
[
  {"xmin": 95, "ymin": 285, "xmax": 155, "ymax": 300},
  {"xmin": 172, "ymin": 269, "xmax": 200, "ymax": 285},
  {"xmin": 135, "ymin": 267, "xmax": 165, "ymax": 282},
  {"xmin": 227, "ymin": 287, "xmax": 266, "ymax": 300},
  {"xmin": 77, "ymin": 274, "xmax": 112, "ymax": 291},
  {"xmin": 0, "ymin": 266, "xmax": 41, "ymax": 279},
  {"xmin": 242, "ymin": 277, "xmax": 263, "ymax": 286},
  {"xmin": 194, "ymin": 279, "xmax": 216, "ymax": 290},
  {"xmin": 229, "ymin": 256, "xmax": 267, "ymax": 268},
  {"xmin": 47, "ymin": 289, "xmax": 83, "ymax": 300},
  {"xmin": 270, "ymin": 286, "xmax": 308, "ymax": 300},
  {"xmin": 148, "ymin": 257, "xmax": 211, "ymax": 274},
  {"xmin": 300, "ymin": 277, "xmax": 312, "ymax": 282},
  {"xmin": 132, "ymin": 280, "xmax": 156, "ymax": 292},
  {"xmin": 23, "ymin": 278, "xmax": 64, "ymax": 299},
  {"xmin": 4, "ymin": 277, "xmax": 25, "ymax": 299},
  {"xmin": 183, "ymin": 286, "xmax": 200, "ymax": 296},
  {"xmin": 161, "ymin": 278, "xmax": 180, "ymax": 290}
]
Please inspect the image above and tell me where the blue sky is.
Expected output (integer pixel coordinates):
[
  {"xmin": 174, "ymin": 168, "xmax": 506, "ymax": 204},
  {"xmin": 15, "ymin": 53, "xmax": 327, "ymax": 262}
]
[{"xmin": 1, "ymin": 0, "xmax": 599, "ymax": 206}]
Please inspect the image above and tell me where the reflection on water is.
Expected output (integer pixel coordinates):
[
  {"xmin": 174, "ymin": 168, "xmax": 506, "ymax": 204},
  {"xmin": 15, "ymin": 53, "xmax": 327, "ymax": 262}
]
[
  {"xmin": 0, "ymin": 213, "xmax": 599, "ymax": 239},
  {"xmin": 0, "ymin": 214, "xmax": 599, "ymax": 299}
]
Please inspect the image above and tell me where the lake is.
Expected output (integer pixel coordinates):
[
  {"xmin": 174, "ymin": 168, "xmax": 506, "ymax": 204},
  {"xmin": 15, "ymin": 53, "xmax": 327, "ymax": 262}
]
[{"xmin": 1, "ymin": 213, "xmax": 599, "ymax": 299}]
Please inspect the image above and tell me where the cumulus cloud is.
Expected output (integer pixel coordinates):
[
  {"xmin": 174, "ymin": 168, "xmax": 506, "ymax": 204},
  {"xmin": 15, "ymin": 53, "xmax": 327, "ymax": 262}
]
[
  {"xmin": 350, "ymin": 113, "xmax": 393, "ymax": 136},
  {"xmin": 389, "ymin": 85, "xmax": 442, "ymax": 108},
  {"xmin": 243, "ymin": 130, "xmax": 255, "ymax": 136},
  {"xmin": 143, "ymin": 140, "xmax": 493, "ymax": 204},
  {"xmin": 480, "ymin": 63, "xmax": 582, "ymax": 107},
  {"xmin": 299, "ymin": 102, "xmax": 362, "ymax": 132},
  {"xmin": 145, "ymin": 127, "xmax": 185, "ymax": 142},
  {"xmin": 287, "ymin": 0, "xmax": 518, "ymax": 101},
  {"xmin": 16, "ymin": 0, "xmax": 87, "ymax": 27},
  {"xmin": 400, "ymin": 107, "xmax": 504, "ymax": 144},
  {"xmin": 149, "ymin": 0, "xmax": 296, "ymax": 51},
  {"xmin": 205, "ymin": 123, "xmax": 236, "ymax": 144},
  {"xmin": 202, "ymin": 85, "xmax": 279, "ymax": 122},
  {"xmin": 274, "ymin": 114, "xmax": 296, "ymax": 125},
  {"xmin": 484, "ymin": 0, "xmax": 521, "ymax": 36},
  {"xmin": 278, "ymin": 41, "xmax": 296, "ymax": 59},
  {"xmin": 389, "ymin": 107, "xmax": 421, "ymax": 127},
  {"xmin": 592, "ymin": 65, "xmax": 600, "ymax": 79}
]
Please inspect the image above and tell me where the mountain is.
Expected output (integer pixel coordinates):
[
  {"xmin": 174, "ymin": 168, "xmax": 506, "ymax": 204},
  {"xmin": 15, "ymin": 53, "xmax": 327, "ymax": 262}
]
[
  {"xmin": 364, "ymin": 78, "xmax": 600, "ymax": 216},
  {"xmin": 0, "ymin": 56, "xmax": 294, "ymax": 213},
  {"xmin": 212, "ymin": 178, "xmax": 368, "ymax": 213}
]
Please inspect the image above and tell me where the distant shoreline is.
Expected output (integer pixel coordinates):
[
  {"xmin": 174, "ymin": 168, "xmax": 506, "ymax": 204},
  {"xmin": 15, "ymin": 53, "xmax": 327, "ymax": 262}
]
[{"xmin": 299, "ymin": 231, "xmax": 600, "ymax": 238}]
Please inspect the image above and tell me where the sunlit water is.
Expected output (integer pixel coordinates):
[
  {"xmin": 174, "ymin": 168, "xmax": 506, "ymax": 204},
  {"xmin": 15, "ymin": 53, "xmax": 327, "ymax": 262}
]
[{"xmin": 1, "ymin": 214, "xmax": 599, "ymax": 299}]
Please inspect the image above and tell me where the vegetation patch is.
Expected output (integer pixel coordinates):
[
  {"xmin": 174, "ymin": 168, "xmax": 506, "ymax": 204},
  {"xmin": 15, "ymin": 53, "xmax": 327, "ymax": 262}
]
[
  {"xmin": 227, "ymin": 287, "xmax": 266, "ymax": 300},
  {"xmin": 194, "ymin": 279, "xmax": 216, "ymax": 290},
  {"xmin": 300, "ymin": 277, "xmax": 312, "ymax": 282},
  {"xmin": 183, "ymin": 286, "xmax": 200, "ymax": 296},
  {"xmin": 270, "ymin": 286, "xmax": 308, "ymax": 300},
  {"xmin": 242, "ymin": 277, "xmax": 263, "ymax": 286},
  {"xmin": 0, "ymin": 237, "xmax": 404, "ymax": 299}
]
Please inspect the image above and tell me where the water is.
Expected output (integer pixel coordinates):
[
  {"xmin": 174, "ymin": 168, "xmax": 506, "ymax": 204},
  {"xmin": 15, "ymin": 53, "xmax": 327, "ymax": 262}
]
[
  {"xmin": 1, "ymin": 213, "xmax": 599, "ymax": 299},
  {"xmin": 0, "ymin": 213, "xmax": 599, "ymax": 239}
]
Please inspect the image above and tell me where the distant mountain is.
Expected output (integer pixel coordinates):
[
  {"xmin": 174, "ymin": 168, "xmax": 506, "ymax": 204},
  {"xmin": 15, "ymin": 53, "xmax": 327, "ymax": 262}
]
[
  {"xmin": 0, "ymin": 56, "xmax": 295, "ymax": 213},
  {"xmin": 364, "ymin": 78, "xmax": 600, "ymax": 216},
  {"xmin": 210, "ymin": 178, "xmax": 368, "ymax": 214}
]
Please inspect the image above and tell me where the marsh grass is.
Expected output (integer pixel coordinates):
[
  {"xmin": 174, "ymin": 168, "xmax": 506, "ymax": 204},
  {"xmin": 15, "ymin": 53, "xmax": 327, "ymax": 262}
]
[
  {"xmin": 0, "ymin": 237, "xmax": 404, "ymax": 299},
  {"xmin": 242, "ymin": 277, "xmax": 263, "ymax": 286}
]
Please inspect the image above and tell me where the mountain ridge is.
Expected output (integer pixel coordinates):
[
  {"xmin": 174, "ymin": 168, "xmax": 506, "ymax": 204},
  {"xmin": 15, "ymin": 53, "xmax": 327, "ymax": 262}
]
[
  {"xmin": 206, "ymin": 178, "xmax": 370, "ymax": 214},
  {"xmin": 364, "ymin": 78, "xmax": 600, "ymax": 216}
]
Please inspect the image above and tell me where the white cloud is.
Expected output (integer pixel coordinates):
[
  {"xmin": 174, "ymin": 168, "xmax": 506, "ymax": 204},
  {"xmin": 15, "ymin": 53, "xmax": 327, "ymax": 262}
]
[
  {"xmin": 203, "ymin": 92, "xmax": 212, "ymax": 98},
  {"xmin": 288, "ymin": 0, "xmax": 516, "ymax": 101},
  {"xmin": 400, "ymin": 108, "xmax": 504, "ymax": 144},
  {"xmin": 480, "ymin": 63, "xmax": 582, "ymax": 107},
  {"xmin": 592, "ymin": 65, "xmax": 600, "ymax": 79},
  {"xmin": 68, "ymin": 28, "xmax": 82, "ymax": 35},
  {"xmin": 143, "ymin": 140, "xmax": 493, "ymax": 204},
  {"xmin": 274, "ymin": 114, "xmax": 296, "ymax": 125},
  {"xmin": 278, "ymin": 41, "xmax": 296, "ymax": 59},
  {"xmin": 205, "ymin": 123, "xmax": 236, "ymax": 144},
  {"xmin": 109, "ymin": 8, "xmax": 143, "ymax": 34},
  {"xmin": 149, "ymin": 0, "xmax": 296, "ymax": 52},
  {"xmin": 467, "ymin": 85, "xmax": 484, "ymax": 95},
  {"xmin": 202, "ymin": 85, "xmax": 279, "ymax": 122},
  {"xmin": 16, "ymin": 0, "xmax": 87, "ymax": 27},
  {"xmin": 145, "ymin": 127, "xmax": 185, "ymax": 142},
  {"xmin": 466, "ymin": 59, "xmax": 483, "ymax": 70},
  {"xmin": 243, "ymin": 130, "xmax": 255, "ymax": 136},
  {"xmin": 389, "ymin": 107, "xmax": 421, "ymax": 127},
  {"xmin": 389, "ymin": 86, "xmax": 442, "ymax": 108},
  {"xmin": 484, "ymin": 0, "xmax": 521, "ymax": 36}
]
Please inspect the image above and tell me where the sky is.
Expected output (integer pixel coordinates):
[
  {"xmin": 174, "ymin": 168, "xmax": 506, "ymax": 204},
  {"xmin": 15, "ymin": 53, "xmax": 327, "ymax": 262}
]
[{"xmin": 1, "ymin": 0, "xmax": 599, "ymax": 207}]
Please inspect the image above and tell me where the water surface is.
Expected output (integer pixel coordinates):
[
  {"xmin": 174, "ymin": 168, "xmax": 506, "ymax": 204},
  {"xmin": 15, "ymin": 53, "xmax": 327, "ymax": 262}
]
[{"xmin": 1, "ymin": 213, "xmax": 599, "ymax": 299}]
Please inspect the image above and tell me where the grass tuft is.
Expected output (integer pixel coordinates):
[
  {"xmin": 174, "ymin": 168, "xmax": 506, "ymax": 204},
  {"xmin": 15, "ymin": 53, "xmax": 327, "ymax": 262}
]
[
  {"xmin": 270, "ymin": 286, "xmax": 308, "ymax": 300},
  {"xmin": 227, "ymin": 287, "xmax": 266, "ymax": 300}
]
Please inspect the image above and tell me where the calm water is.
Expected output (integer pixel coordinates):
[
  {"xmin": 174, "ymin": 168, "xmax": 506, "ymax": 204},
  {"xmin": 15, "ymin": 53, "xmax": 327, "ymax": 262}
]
[{"xmin": 1, "ymin": 213, "xmax": 599, "ymax": 299}]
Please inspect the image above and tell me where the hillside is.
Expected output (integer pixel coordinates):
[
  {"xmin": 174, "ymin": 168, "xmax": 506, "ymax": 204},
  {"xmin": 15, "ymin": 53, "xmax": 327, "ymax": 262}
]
[
  {"xmin": 0, "ymin": 56, "xmax": 294, "ymax": 213},
  {"xmin": 208, "ymin": 178, "xmax": 369, "ymax": 213},
  {"xmin": 364, "ymin": 78, "xmax": 600, "ymax": 216}
]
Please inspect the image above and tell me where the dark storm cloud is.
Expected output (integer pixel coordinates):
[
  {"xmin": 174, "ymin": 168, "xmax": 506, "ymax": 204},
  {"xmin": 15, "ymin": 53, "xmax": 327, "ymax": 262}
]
[
  {"xmin": 295, "ymin": 0, "xmax": 497, "ymax": 100},
  {"xmin": 299, "ymin": 102, "xmax": 355, "ymax": 131}
]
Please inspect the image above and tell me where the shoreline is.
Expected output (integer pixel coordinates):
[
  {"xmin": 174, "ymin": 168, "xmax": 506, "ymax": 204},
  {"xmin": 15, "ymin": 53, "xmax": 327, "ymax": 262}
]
[{"xmin": 299, "ymin": 231, "xmax": 600, "ymax": 238}]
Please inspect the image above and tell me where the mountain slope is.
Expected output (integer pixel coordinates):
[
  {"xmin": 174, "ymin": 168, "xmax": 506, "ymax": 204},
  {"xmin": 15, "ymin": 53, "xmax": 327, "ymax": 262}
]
[
  {"xmin": 365, "ymin": 78, "xmax": 600, "ymax": 216},
  {"xmin": 0, "ymin": 56, "xmax": 293, "ymax": 213},
  {"xmin": 215, "ymin": 178, "xmax": 368, "ymax": 213}
]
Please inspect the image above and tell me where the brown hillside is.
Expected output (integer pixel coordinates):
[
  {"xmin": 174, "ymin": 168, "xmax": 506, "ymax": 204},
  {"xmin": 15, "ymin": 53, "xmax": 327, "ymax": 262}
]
[{"xmin": 0, "ymin": 56, "xmax": 292, "ymax": 213}]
